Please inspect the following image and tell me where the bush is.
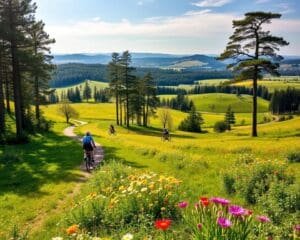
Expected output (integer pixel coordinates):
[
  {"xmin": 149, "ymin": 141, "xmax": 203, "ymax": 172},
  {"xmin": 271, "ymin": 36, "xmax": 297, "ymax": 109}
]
[
  {"xmin": 0, "ymin": 152, "xmax": 23, "ymax": 165},
  {"xmin": 287, "ymin": 151, "xmax": 300, "ymax": 163},
  {"xmin": 214, "ymin": 121, "xmax": 227, "ymax": 133}
]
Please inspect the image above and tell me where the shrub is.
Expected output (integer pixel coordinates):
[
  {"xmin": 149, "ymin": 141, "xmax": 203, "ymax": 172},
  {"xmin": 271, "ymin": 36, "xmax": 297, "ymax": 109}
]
[
  {"xmin": 223, "ymin": 173, "xmax": 236, "ymax": 194},
  {"xmin": 0, "ymin": 152, "xmax": 23, "ymax": 165},
  {"xmin": 214, "ymin": 121, "xmax": 227, "ymax": 133},
  {"xmin": 178, "ymin": 106, "xmax": 203, "ymax": 133},
  {"xmin": 287, "ymin": 151, "xmax": 300, "ymax": 163}
]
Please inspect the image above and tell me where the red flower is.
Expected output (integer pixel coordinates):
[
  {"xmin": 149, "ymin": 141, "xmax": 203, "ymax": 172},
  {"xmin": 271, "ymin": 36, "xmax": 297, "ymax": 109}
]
[
  {"xmin": 155, "ymin": 219, "xmax": 172, "ymax": 230},
  {"xmin": 200, "ymin": 197, "xmax": 210, "ymax": 207}
]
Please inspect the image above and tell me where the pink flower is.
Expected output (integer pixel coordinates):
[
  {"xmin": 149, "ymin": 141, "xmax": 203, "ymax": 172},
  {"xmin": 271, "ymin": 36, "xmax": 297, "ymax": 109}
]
[
  {"xmin": 197, "ymin": 223, "xmax": 203, "ymax": 229},
  {"xmin": 256, "ymin": 216, "xmax": 271, "ymax": 223},
  {"xmin": 217, "ymin": 217, "xmax": 232, "ymax": 228},
  {"xmin": 178, "ymin": 201, "xmax": 188, "ymax": 208},
  {"xmin": 194, "ymin": 202, "xmax": 200, "ymax": 209},
  {"xmin": 210, "ymin": 197, "xmax": 230, "ymax": 205},
  {"xmin": 229, "ymin": 205, "xmax": 245, "ymax": 216},
  {"xmin": 294, "ymin": 225, "xmax": 300, "ymax": 232}
]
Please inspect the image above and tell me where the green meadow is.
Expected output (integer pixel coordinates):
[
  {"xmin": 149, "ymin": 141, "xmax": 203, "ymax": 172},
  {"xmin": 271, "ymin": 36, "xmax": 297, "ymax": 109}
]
[{"xmin": 1, "ymin": 93, "xmax": 299, "ymax": 239}]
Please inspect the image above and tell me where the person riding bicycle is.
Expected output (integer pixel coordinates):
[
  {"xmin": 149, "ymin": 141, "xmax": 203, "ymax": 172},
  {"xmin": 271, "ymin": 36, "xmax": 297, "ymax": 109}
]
[
  {"xmin": 109, "ymin": 124, "xmax": 116, "ymax": 135},
  {"xmin": 82, "ymin": 131, "xmax": 96, "ymax": 161},
  {"xmin": 162, "ymin": 128, "xmax": 170, "ymax": 139}
]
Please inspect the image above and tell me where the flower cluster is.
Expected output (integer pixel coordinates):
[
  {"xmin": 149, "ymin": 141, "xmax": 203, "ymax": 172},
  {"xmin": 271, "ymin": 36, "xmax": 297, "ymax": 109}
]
[{"xmin": 179, "ymin": 196, "xmax": 271, "ymax": 240}]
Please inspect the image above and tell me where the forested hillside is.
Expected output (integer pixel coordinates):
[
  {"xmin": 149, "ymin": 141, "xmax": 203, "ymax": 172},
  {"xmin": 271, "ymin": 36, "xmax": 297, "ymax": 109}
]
[{"xmin": 51, "ymin": 63, "xmax": 233, "ymax": 88}]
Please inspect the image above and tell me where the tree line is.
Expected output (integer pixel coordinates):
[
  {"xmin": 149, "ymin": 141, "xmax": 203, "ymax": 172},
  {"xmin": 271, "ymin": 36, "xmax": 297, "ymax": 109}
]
[
  {"xmin": 0, "ymin": 0, "xmax": 55, "ymax": 141},
  {"xmin": 269, "ymin": 87, "xmax": 300, "ymax": 114},
  {"xmin": 107, "ymin": 51, "xmax": 159, "ymax": 127}
]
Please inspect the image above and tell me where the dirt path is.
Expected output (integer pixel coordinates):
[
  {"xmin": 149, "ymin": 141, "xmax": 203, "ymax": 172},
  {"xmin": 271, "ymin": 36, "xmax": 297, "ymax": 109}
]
[
  {"xmin": 30, "ymin": 121, "xmax": 104, "ymax": 235},
  {"xmin": 63, "ymin": 120, "xmax": 104, "ymax": 172}
]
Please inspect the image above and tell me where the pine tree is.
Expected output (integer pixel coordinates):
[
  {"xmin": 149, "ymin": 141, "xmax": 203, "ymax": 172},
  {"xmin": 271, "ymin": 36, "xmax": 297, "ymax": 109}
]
[
  {"xmin": 83, "ymin": 80, "xmax": 92, "ymax": 102},
  {"xmin": 178, "ymin": 106, "xmax": 204, "ymax": 133},
  {"xmin": 28, "ymin": 20, "xmax": 55, "ymax": 126},
  {"xmin": 108, "ymin": 52, "xmax": 121, "ymax": 125},
  {"xmin": 224, "ymin": 105, "xmax": 235, "ymax": 130},
  {"xmin": 219, "ymin": 12, "xmax": 289, "ymax": 137}
]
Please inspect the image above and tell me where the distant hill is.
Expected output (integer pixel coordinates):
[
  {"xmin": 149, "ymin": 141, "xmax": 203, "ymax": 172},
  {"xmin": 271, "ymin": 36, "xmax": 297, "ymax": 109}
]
[{"xmin": 53, "ymin": 53, "xmax": 225, "ymax": 70}]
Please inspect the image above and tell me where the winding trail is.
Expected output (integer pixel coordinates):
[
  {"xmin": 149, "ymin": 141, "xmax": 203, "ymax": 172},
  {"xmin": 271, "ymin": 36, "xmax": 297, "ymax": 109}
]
[{"xmin": 63, "ymin": 120, "xmax": 104, "ymax": 172}]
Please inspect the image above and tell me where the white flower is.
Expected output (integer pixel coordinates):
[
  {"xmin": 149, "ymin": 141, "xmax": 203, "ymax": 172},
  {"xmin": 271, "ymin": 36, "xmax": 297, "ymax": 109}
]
[
  {"xmin": 122, "ymin": 233, "xmax": 134, "ymax": 240},
  {"xmin": 141, "ymin": 187, "xmax": 148, "ymax": 192},
  {"xmin": 52, "ymin": 237, "xmax": 63, "ymax": 240}
]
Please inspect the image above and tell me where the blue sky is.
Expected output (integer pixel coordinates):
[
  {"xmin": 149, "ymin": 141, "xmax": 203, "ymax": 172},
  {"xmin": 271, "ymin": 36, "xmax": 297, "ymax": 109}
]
[{"xmin": 35, "ymin": 0, "xmax": 300, "ymax": 55}]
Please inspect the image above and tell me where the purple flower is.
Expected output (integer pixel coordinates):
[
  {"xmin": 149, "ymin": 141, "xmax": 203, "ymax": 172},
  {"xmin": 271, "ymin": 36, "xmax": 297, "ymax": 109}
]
[
  {"xmin": 229, "ymin": 205, "xmax": 245, "ymax": 216},
  {"xmin": 178, "ymin": 201, "xmax": 188, "ymax": 208},
  {"xmin": 256, "ymin": 216, "xmax": 271, "ymax": 223},
  {"xmin": 197, "ymin": 223, "xmax": 203, "ymax": 229},
  {"xmin": 294, "ymin": 225, "xmax": 300, "ymax": 232},
  {"xmin": 217, "ymin": 217, "xmax": 232, "ymax": 228},
  {"xmin": 210, "ymin": 197, "xmax": 230, "ymax": 205}
]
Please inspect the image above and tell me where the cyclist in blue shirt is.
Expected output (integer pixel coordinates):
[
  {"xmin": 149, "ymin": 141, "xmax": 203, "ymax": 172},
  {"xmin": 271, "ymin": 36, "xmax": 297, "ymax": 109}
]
[{"xmin": 82, "ymin": 131, "xmax": 96, "ymax": 159}]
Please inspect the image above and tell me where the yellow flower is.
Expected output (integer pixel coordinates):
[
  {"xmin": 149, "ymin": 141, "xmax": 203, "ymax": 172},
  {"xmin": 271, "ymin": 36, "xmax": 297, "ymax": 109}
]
[{"xmin": 161, "ymin": 207, "xmax": 166, "ymax": 211}]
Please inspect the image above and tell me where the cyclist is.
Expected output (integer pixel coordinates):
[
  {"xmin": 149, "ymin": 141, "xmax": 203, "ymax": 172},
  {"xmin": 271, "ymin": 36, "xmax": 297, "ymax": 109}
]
[
  {"xmin": 109, "ymin": 124, "xmax": 116, "ymax": 135},
  {"xmin": 82, "ymin": 131, "xmax": 96, "ymax": 161}
]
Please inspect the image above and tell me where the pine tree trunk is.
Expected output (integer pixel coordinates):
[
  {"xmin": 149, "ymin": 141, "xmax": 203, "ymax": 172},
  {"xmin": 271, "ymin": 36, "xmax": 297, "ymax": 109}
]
[
  {"xmin": 4, "ymin": 66, "xmax": 11, "ymax": 113},
  {"xmin": 126, "ymin": 91, "xmax": 129, "ymax": 127},
  {"xmin": 252, "ymin": 67, "xmax": 258, "ymax": 137},
  {"xmin": 116, "ymin": 91, "xmax": 119, "ymax": 125},
  {"xmin": 0, "ymin": 53, "xmax": 5, "ymax": 133},
  {"xmin": 120, "ymin": 100, "xmax": 123, "ymax": 126},
  {"xmin": 35, "ymin": 75, "xmax": 40, "ymax": 127}
]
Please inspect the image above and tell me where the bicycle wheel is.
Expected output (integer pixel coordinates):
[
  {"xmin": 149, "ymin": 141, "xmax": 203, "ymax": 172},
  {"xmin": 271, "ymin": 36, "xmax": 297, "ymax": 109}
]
[{"xmin": 86, "ymin": 155, "xmax": 92, "ymax": 172}]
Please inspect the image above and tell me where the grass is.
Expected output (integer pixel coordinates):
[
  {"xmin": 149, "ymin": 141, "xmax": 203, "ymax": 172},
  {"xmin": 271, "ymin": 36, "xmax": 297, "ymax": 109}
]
[
  {"xmin": 0, "ymin": 122, "xmax": 86, "ymax": 239},
  {"xmin": 160, "ymin": 93, "xmax": 269, "ymax": 113},
  {"xmin": 1, "ymin": 101, "xmax": 299, "ymax": 238}
]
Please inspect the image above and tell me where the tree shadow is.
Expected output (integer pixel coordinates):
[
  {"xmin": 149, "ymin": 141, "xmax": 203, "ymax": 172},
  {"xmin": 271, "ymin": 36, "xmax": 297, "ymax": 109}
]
[
  {"xmin": 102, "ymin": 145, "xmax": 148, "ymax": 169},
  {"xmin": 0, "ymin": 131, "xmax": 86, "ymax": 197},
  {"xmin": 125, "ymin": 125, "xmax": 196, "ymax": 139}
]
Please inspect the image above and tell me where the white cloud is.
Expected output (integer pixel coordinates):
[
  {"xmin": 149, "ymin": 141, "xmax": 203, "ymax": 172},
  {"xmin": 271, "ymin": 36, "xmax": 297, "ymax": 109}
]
[
  {"xmin": 255, "ymin": 0, "xmax": 270, "ymax": 4},
  {"xmin": 192, "ymin": 0, "xmax": 232, "ymax": 7},
  {"xmin": 45, "ymin": 11, "xmax": 300, "ymax": 55}
]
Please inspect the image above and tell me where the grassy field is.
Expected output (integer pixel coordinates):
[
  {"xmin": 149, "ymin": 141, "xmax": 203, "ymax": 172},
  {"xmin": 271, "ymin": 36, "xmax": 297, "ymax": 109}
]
[
  {"xmin": 1, "ymin": 102, "xmax": 299, "ymax": 239},
  {"xmin": 0, "ymin": 122, "xmax": 87, "ymax": 239},
  {"xmin": 160, "ymin": 93, "xmax": 269, "ymax": 113},
  {"xmin": 54, "ymin": 80, "xmax": 109, "ymax": 98}
]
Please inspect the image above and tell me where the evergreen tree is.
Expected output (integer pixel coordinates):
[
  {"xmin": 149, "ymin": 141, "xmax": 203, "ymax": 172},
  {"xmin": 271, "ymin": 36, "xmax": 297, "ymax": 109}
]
[
  {"xmin": 108, "ymin": 52, "xmax": 121, "ymax": 125},
  {"xmin": 83, "ymin": 80, "xmax": 92, "ymax": 102},
  {"xmin": 224, "ymin": 105, "xmax": 236, "ymax": 130},
  {"xmin": 219, "ymin": 12, "xmax": 289, "ymax": 137},
  {"xmin": 178, "ymin": 106, "xmax": 204, "ymax": 133},
  {"xmin": 28, "ymin": 20, "xmax": 55, "ymax": 126}
]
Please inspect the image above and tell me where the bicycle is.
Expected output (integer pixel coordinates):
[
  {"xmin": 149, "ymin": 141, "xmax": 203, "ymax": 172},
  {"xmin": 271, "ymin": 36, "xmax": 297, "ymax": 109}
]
[
  {"xmin": 161, "ymin": 133, "xmax": 171, "ymax": 141},
  {"xmin": 84, "ymin": 150, "xmax": 94, "ymax": 172}
]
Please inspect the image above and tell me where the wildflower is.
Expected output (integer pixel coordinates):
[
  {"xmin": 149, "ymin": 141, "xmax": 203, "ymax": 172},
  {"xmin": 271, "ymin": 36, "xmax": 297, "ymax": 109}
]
[
  {"xmin": 210, "ymin": 197, "xmax": 230, "ymax": 205},
  {"xmin": 122, "ymin": 233, "xmax": 134, "ymax": 240},
  {"xmin": 197, "ymin": 223, "xmax": 203, "ymax": 229},
  {"xmin": 66, "ymin": 224, "xmax": 79, "ymax": 235},
  {"xmin": 92, "ymin": 238, "xmax": 101, "ymax": 240},
  {"xmin": 161, "ymin": 207, "xmax": 166, "ymax": 211},
  {"xmin": 178, "ymin": 201, "xmax": 188, "ymax": 208},
  {"xmin": 195, "ymin": 202, "xmax": 200, "ymax": 209},
  {"xmin": 52, "ymin": 237, "xmax": 63, "ymax": 240},
  {"xmin": 200, "ymin": 197, "xmax": 210, "ymax": 207},
  {"xmin": 294, "ymin": 225, "xmax": 300, "ymax": 232},
  {"xmin": 217, "ymin": 217, "xmax": 232, "ymax": 228},
  {"xmin": 244, "ymin": 209, "xmax": 253, "ymax": 216},
  {"xmin": 256, "ymin": 216, "xmax": 271, "ymax": 223},
  {"xmin": 141, "ymin": 187, "xmax": 148, "ymax": 192},
  {"xmin": 155, "ymin": 219, "xmax": 172, "ymax": 230},
  {"xmin": 229, "ymin": 205, "xmax": 245, "ymax": 216}
]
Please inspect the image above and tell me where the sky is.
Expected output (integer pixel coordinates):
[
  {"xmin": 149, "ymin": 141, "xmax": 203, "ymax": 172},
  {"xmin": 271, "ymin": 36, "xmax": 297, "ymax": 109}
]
[{"xmin": 34, "ymin": 0, "xmax": 300, "ymax": 55}]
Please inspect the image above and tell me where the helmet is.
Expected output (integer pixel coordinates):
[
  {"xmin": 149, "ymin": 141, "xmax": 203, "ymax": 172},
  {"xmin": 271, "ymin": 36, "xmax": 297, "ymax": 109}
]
[{"xmin": 86, "ymin": 131, "xmax": 91, "ymax": 136}]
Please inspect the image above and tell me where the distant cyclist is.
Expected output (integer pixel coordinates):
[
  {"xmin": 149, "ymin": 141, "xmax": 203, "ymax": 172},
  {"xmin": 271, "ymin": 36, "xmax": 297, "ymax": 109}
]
[
  {"xmin": 82, "ymin": 131, "xmax": 96, "ymax": 161},
  {"xmin": 108, "ymin": 124, "xmax": 116, "ymax": 135}
]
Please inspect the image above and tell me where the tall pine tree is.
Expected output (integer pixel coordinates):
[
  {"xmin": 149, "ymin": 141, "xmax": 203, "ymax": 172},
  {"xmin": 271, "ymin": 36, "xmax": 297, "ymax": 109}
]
[{"xmin": 219, "ymin": 12, "xmax": 289, "ymax": 137}]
